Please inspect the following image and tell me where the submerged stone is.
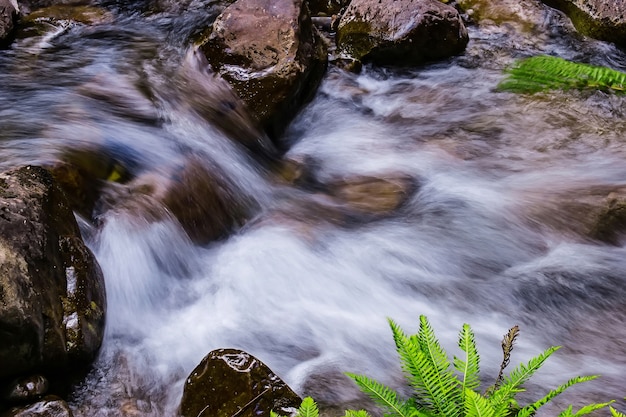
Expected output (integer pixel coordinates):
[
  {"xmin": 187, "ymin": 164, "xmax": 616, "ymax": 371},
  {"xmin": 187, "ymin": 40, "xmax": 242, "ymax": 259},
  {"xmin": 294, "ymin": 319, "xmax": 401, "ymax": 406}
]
[
  {"xmin": 1, "ymin": 395, "xmax": 73, "ymax": 417},
  {"xmin": 179, "ymin": 349, "xmax": 301, "ymax": 417}
]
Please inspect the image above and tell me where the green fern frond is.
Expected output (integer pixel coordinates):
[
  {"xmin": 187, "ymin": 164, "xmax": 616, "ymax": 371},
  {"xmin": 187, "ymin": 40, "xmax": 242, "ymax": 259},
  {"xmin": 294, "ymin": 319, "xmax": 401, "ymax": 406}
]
[
  {"xmin": 556, "ymin": 402, "xmax": 614, "ymax": 417},
  {"xmin": 270, "ymin": 411, "xmax": 281, "ymax": 417},
  {"xmin": 297, "ymin": 397, "xmax": 319, "ymax": 417},
  {"xmin": 497, "ymin": 55, "xmax": 626, "ymax": 94},
  {"xmin": 488, "ymin": 346, "xmax": 560, "ymax": 415},
  {"xmin": 454, "ymin": 323, "xmax": 480, "ymax": 402},
  {"xmin": 389, "ymin": 318, "xmax": 427, "ymax": 398},
  {"xmin": 414, "ymin": 315, "xmax": 463, "ymax": 417},
  {"xmin": 464, "ymin": 389, "xmax": 496, "ymax": 417},
  {"xmin": 345, "ymin": 373, "xmax": 415, "ymax": 417},
  {"xmin": 610, "ymin": 406, "xmax": 626, "ymax": 417},
  {"xmin": 515, "ymin": 376, "xmax": 600, "ymax": 417},
  {"xmin": 343, "ymin": 410, "xmax": 373, "ymax": 417}
]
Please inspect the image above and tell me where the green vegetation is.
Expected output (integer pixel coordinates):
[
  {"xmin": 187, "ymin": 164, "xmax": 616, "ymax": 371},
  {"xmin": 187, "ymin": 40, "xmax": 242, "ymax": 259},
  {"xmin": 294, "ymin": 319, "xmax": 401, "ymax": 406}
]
[
  {"xmin": 275, "ymin": 315, "xmax": 618, "ymax": 417},
  {"xmin": 497, "ymin": 55, "xmax": 626, "ymax": 94}
]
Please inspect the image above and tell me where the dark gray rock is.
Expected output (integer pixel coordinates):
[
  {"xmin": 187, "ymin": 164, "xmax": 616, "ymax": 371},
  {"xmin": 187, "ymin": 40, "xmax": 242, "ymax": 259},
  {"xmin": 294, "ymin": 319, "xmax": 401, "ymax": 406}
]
[
  {"xmin": 4, "ymin": 375, "xmax": 49, "ymax": 403},
  {"xmin": 336, "ymin": 0, "xmax": 469, "ymax": 66},
  {"xmin": 198, "ymin": 0, "xmax": 328, "ymax": 145},
  {"xmin": 541, "ymin": 0, "xmax": 626, "ymax": 46},
  {"xmin": 0, "ymin": 166, "xmax": 106, "ymax": 380},
  {"xmin": 179, "ymin": 349, "xmax": 302, "ymax": 417}
]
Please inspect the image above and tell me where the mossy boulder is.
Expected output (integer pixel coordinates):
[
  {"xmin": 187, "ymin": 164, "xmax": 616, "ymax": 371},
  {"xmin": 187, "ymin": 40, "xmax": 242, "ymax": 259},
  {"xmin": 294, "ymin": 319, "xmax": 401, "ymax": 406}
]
[
  {"xmin": 179, "ymin": 349, "xmax": 301, "ymax": 417},
  {"xmin": 0, "ymin": 166, "xmax": 106, "ymax": 380},
  {"xmin": 336, "ymin": 0, "xmax": 468, "ymax": 66},
  {"xmin": 541, "ymin": 0, "xmax": 626, "ymax": 46},
  {"xmin": 198, "ymin": 0, "xmax": 328, "ymax": 146}
]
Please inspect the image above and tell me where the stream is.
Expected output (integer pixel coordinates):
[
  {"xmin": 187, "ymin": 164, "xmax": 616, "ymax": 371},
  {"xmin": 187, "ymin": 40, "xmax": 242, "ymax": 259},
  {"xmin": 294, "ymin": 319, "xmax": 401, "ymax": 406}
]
[{"xmin": 1, "ymin": 0, "xmax": 626, "ymax": 415}]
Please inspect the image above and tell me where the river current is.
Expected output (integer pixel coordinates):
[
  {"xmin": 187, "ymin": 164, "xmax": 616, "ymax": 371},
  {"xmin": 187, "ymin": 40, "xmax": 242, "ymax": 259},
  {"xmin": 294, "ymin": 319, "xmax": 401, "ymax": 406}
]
[{"xmin": 1, "ymin": 0, "xmax": 626, "ymax": 415}]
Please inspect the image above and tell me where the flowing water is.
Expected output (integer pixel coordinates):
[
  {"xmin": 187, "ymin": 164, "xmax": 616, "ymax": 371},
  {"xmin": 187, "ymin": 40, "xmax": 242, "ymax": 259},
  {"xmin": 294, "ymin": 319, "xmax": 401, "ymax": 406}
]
[{"xmin": 2, "ymin": 0, "xmax": 626, "ymax": 415}]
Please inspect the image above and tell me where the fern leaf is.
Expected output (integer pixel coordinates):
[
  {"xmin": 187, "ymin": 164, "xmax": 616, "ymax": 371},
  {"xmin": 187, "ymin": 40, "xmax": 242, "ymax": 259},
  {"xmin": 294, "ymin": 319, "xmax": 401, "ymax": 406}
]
[
  {"xmin": 346, "ymin": 373, "xmax": 414, "ymax": 417},
  {"xmin": 270, "ymin": 411, "xmax": 282, "ymax": 417},
  {"xmin": 454, "ymin": 323, "xmax": 480, "ymax": 402},
  {"xmin": 570, "ymin": 402, "xmax": 615, "ymax": 417},
  {"xmin": 515, "ymin": 376, "xmax": 599, "ymax": 417},
  {"xmin": 611, "ymin": 406, "xmax": 626, "ymax": 417},
  {"xmin": 558, "ymin": 405, "xmax": 575, "ymax": 417},
  {"xmin": 497, "ymin": 55, "xmax": 626, "ymax": 94},
  {"xmin": 488, "ymin": 346, "xmax": 560, "ymax": 415},
  {"xmin": 414, "ymin": 315, "xmax": 463, "ymax": 417},
  {"xmin": 464, "ymin": 389, "xmax": 496, "ymax": 417},
  {"xmin": 297, "ymin": 397, "xmax": 319, "ymax": 417},
  {"xmin": 389, "ymin": 318, "xmax": 426, "ymax": 397},
  {"xmin": 344, "ymin": 410, "xmax": 373, "ymax": 417}
]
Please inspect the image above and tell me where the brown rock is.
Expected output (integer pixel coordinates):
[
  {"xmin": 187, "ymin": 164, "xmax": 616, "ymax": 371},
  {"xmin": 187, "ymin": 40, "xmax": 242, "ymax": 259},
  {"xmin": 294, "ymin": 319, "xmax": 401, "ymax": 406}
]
[
  {"xmin": 98, "ymin": 157, "xmax": 254, "ymax": 245},
  {"xmin": 179, "ymin": 349, "xmax": 301, "ymax": 417},
  {"xmin": 336, "ymin": 0, "xmax": 469, "ymax": 65},
  {"xmin": 0, "ymin": 0, "xmax": 18, "ymax": 43},
  {"xmin": 541, "ymin": 0, "xmax": 626, "ymax": 46},
  {"xmin": 198, "ymin": 0, "xmax": 328, "ymax": 144},
  {"xmin": 0, "ymin": 166, "xmax": 106, "ymax": 379}
]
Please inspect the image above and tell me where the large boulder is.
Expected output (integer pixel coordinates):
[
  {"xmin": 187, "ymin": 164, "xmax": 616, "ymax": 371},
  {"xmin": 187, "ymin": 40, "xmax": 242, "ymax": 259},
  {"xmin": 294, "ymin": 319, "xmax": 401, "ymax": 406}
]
[
  {"xmin": 179, "ymin": 349, "xmax": 302, "ymax": 417},
  {"xmin": 198, "ymin": 0, "xmax": 328, "ymax": 145},
  {"xmin": 0, "ymin": 0, "xmax": 18, "ymax": 43},
  {"xmin": 336, "ymin": 0, "xmax": 469, "ymax": 66},
  {"xmin": 541, "ymin": 0, "xmax": 626, "ymax": 46},
  {"xmin": 0, "ymin": 166, "xmax": 106, "ymax": 380}
]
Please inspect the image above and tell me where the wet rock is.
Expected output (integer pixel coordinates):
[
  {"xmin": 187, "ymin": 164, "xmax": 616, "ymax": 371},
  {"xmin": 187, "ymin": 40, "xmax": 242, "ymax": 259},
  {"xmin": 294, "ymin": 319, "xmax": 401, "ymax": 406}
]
[
  {"xmin": 49, "ymin": 148, "xmax": 129, "ymax": 220},
  {"xmin": 588, "ymin": 189, "xmax": 626, "ymax": 245},
  {"xmin": 307, "ymin": 0, "xmax": 347, "ymax": 16},
  {"xmin": 0, "ymin": 0, "xmax": 18, "ymax": 43},
  {"xmin": 455, "ymin": 0, "xmax": 546, "ymax": 32},
  {"xmin": 0, "ymin": 166, "xmax": 106, "ymax": 380},
  {"xmin": 98, "ymin": 157, "xmax": 254, "ymax": 245},
  {"xmin": 178, "ymin": 49, "xmax": 279, "ymax": 163},
  {"xmin": 198, "ymin": 0, "xmax": 328, "ymax": 146},
  {"xmin": 0, "ymin": 395, "xmax": 73, "ymax": 417},
  {"xmin": 336, "ymin": 0, "xmax": 469, "ymax": 66},
  {"xmin": 20, "ymin": 4, "xmax": 113, "ymax": 24},
  {"xmin": 4, "ymin": 375, "xmax": 49, "ymax": 403},
  {"xmin": 326, "ymin": 174, "xmax": 416, "ymax": 217},
  {"xmin": 541, "ymin": 0, "xmax": 626, "ymax": 46},
  {"xmin": 179, "ymin": 348, "xmax": 301, "ymax": 417}
]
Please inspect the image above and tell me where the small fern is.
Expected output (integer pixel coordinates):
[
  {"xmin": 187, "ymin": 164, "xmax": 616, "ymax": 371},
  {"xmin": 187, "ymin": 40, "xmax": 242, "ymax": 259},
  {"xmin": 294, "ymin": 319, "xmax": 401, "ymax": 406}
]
[
  {"xmin": 273, "ymin": 316, "xmax": 615, "ymax": 417},
  {"xmin": 344, "ymin": 315, "xmax": 609, "ymax": 417},
  {"xmin": 497, "ymin": 55, "xmax": 626, "ymax": 94}
]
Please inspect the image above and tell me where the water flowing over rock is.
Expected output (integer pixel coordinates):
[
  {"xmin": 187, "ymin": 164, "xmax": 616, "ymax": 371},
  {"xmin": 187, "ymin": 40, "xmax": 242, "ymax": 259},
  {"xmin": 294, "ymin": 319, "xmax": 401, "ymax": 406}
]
[
  {"xmin": 1, "ymin": 396, "xmax": 73, "ymax": 417},
  {"xmin": 198, "ymin": 0, "xmax": 328, "ymax": 146},
  {"xmin": 336, "ymin": 0, "xmax": 469, "ymax": 66},
  {"xmin": 0, "ymin": 166, "xmax": 106, "ymax": 380},
  {"xmin": 179, "ymin": 349, "xmax": 301, "ymax": 417},
  {"xmin": 0, "ymin": 0, "xmax": 18, "ymax": 43},
  {"xmin": 541, "ymin": 0, "xmax": 626, "ymax": 46}
]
